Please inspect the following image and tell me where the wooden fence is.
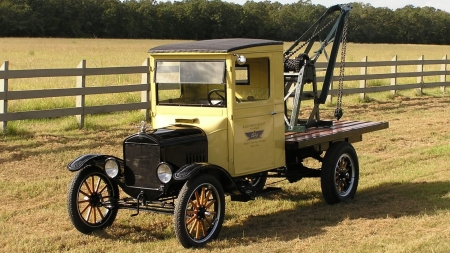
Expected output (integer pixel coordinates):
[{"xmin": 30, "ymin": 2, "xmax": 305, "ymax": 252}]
[
  {"xmin": 317, "ymin": 55, "xmax": 449, "ymax": 102},
  {"xmin": 1, "ymin": 55, "xmax": 449, "ymax": 132},
  {"xmin": 0, "ymin": 59, "xmax": 150, "ymax": 132}
]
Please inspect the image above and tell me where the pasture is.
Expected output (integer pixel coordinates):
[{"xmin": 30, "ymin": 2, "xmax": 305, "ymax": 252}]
[{"xmin": 1, "ymin": 38, "xmax": 450, "ymax": 252}]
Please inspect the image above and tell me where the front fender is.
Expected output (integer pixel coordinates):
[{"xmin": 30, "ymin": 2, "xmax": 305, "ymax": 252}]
[
  {"xmin": 173, "ymin": 162, "xmax": 241, "ymax": 195},
  {"xmin": 67, "ymin": 154, "xmax": 123, "ymax": 172}
]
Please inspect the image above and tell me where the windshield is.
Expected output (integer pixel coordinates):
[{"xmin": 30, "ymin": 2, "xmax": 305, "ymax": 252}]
[{"xmin": 155, "ymin": 61, "xmax": 227, "ymax": 107}]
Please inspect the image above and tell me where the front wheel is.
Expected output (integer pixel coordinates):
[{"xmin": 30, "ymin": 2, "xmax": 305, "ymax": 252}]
[
  {"xmin": 67, "ymin": 166, "xmax": 119, "ymax": 233},
  {"xmin": 174, "ymin": 174, "xmax": 225, "ymax": 248},
  {"xmin": 320, "ymin": 142, "xmax": 359, "ymax": 205}
]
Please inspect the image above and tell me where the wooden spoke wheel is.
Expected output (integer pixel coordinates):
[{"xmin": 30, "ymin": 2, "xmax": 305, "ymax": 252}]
[
  {"xmin": 67, "ymin": 166, "xmax": 119, "ymax": 233},
  {"xmin": 174, "ymin": 174, "xmax": 225, "ymax": 248},
  {"xmin": 321, "ymin": 142, "xmax": 359, "ymax": 205},
  {"xmin": 244, "ymin": 172, "xmax": 268, "ymax": 192}
]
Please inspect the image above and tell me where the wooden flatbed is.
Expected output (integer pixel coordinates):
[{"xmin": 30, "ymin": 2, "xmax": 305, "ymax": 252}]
[{"xmin": 285, "ymin": 120, "xmax": 389, "ymax": 150}]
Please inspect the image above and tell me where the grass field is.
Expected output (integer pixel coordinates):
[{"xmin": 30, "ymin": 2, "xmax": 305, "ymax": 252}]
[
  {"xmin": 1, "ymin": 37, "xmax": 449, "ymax": 113},
  {"xmin": 1, "ymin": 38, "xmax": 450, "ymax": 252}
]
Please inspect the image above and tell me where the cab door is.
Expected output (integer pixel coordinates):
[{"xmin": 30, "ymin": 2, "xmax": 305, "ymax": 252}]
[
  {"xmin": 233, "ymin": 104, "xmax": 276, "ymax": 176},
  {"xmin": 232, "ymin": 57, "xmax": 281, "ymax": 177}
]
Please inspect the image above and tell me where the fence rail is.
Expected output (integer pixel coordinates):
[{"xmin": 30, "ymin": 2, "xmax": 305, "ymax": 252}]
[
  {"xmin": 316, "ymin": 55, "xmax": 449, "ymax": 100},
  {"xmin": 1, "ymin": 55, "xmax": 449, "ymax": 132},
  {"xmin": 1, "ymin": 59, "xmax": 150, "ymax": 132}
]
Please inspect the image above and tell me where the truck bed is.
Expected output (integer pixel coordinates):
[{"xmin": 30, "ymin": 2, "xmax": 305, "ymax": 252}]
[{"xmin": 285, "ymin": 120, "xmax": 389, "ymax": 150}]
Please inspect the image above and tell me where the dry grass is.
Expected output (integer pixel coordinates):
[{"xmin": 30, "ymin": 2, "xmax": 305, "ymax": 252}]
[
  {"xmin": 1, "ymin": 38, "xmax": 450, "ymax": 252},
  {"xmin": 1, "ymin": 38, "xmax": 449, "ymax": 111}
]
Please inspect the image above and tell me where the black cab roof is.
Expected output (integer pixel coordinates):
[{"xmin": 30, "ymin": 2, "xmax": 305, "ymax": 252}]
[{"xmin": 148, "ymin": 38, "xmax": 283, "ymax": 53}]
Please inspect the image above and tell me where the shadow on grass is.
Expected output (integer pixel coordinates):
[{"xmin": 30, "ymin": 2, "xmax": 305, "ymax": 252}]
[
  {"xmin": 346, "ymin": 95, "xmax": 450, "ymax": 115},
  {"xmin": 216, "ymin": 180, "xmax": 450, "ymax": 248},
  {"xmin": 93, "ymin": 223, "xmax": 172, "ymax": 243},
  {"xmin": 82, "ymin": 181, "xmax": 450, "ymax": 249},
  {"xmin": 0, "ymin": 127, "xmax": 131, "ymax": 164}
]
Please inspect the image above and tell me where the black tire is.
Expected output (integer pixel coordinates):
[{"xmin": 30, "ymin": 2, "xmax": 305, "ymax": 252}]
[
  {"xmin": 67, "ymin": 166, "xmax": 119, "ymax": 233},
  {"xmin": 320, "ymin": 142, "xmax": 359, "ymax": 205},
  {"xmin": 174, "ymin": 174, "xmax": 225, "ymax": 248},
  {"xmin": 245, "ymin": 172, "xmax": 268, "ymax": 192}
]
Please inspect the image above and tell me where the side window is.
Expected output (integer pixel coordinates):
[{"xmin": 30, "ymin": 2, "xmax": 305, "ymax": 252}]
[
  {"xmin": 235, "ymin": 58, "xmax": 270, "ymax": 102},
  {"xmin": 236, "ymin": 65, "xmax": 250, "ymax": 85}
]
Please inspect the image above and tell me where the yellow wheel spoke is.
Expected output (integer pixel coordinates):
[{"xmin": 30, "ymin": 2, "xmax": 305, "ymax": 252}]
[
  {"xmin": 200, "ymin": 220, "xmax": 206, "ymax": 237},
  {"xmin": 186, "ymin": 215, "xmax": 197, "ymax": 225},
  {"xmin": 189, "ymin": 219, "xmax": 198, "ymax": 235},
  {"xmin": 200, "ymin": 187, "xmax": 206, "ymax": 205},
  {"xmin": 194, "ymin": 191, "xmax": 200, "ymax": 207},
  {"xmin": 203, "ymin": 190, "xmax": 212, "ymax": 206},
  {"xmin": 195, "ymin": 219, "xmax": 201, "ymax": 239},
  {"xmin": 189, "ymin": 200, "xmax": 198, "ymax": 209},
  {"xmin": 186, "ymin": 210, "xmax": 197, "ymax": 215},
  {"xmin": 205, "ymin": 199, "xmax": 216, "ymax": 209}
]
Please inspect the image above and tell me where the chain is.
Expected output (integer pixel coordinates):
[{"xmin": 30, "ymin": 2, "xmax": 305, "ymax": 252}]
[
  {"xmin": 284, "ymin": 17, "xmax": 338, "ymax": 60},
  {"xmin": 334, "ymin": 15, "xmax": 349, "ymax": 121}
]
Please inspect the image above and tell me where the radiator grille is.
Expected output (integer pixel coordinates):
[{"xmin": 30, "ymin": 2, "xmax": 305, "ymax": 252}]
[{"xmin": 124, "ymin": 143, "xmax": 161, "ymax": 189}]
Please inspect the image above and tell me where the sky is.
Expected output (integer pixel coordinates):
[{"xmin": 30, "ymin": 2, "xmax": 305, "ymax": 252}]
[{"xmin": 223, "ymin": 0, "xmax": 450, "ymax": 13}]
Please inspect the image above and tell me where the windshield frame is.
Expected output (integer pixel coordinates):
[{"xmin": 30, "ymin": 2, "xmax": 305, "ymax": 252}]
[{"xmin": 154, "ymin": 60, "xmax": 227, "ymax": 107}]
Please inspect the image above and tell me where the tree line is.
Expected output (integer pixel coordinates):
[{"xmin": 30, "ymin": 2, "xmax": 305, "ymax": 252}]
[{"xmin": 1, "ymin": 0, "xmax": 449, "ymax": 44}]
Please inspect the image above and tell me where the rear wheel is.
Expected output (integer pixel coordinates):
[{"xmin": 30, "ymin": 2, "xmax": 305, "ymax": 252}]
[
  {"xmin": 67, "ymin": 166, "xmax": 119, "ymax": 233},
  {"xmin": 174, "ymin": 174, "xmax": 225, "ymax": 248},
  {"xmin": 321, "ymin": 142, "xmax": 359, "ymax": 205},
  {"xmin": 245, "ymin": 172, "xmax": 268, "ymax": 192}
]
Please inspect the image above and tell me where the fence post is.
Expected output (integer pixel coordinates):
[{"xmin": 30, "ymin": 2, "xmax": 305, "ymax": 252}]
[
  {"xmin": 441, "ymin": 55, "xmax": 447, "ymax": 93},
  {"xmin": 359, "ymin": 56, "xmax": 367, "ymax": 100},
  {"xmin": 326, "ymin": 82, "xmax": 333, "ymax": 104},
  {"xmin": 390, "ymin": 55, "xmax": 397, "ymax": 95},
  {"xmin": 1, "ymin": 61, "xmax": 8, "ymax": 133},
  {"xmin": 417, "ymin": 55, "xmax": 424, "ymax": 95},
  {"xmin": 141, "ymin": 58, "xmax": 150, "ymax": 121},
  {"xmin": 76, "ymin": 60, "xmax": 86, "ymax": 128}
]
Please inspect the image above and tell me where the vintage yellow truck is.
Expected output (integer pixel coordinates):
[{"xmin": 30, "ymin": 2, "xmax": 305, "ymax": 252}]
[{"xmin": 66, "ymin": 4, "xmax": 388, "ymax": 248}]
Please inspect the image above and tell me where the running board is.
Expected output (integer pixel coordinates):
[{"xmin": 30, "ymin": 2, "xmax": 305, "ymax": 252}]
[{"xmin": 230, "ymin": 187, "xmax": 282, "ymax": 202}]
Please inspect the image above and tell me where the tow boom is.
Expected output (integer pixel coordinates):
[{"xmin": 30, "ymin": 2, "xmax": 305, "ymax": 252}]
[{"xmin": 284, "ymin": 4, "xmax": 351, "ymax": 132}]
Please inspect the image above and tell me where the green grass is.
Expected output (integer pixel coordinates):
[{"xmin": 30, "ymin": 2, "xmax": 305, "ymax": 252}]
[{"xmin": 1, "ymin": 39, "xmax": 450, "ymax": 252}]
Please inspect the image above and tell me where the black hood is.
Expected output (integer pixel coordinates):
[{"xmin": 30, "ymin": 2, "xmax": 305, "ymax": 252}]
[{"xmin": 124, "ymin": 124, "xmax": 206, "ymax": 147}]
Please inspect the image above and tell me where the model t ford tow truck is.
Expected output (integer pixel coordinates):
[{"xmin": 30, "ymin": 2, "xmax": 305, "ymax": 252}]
[{"xmin": 66, "ymin": 4, "xmax": 388, "ymax": 248}]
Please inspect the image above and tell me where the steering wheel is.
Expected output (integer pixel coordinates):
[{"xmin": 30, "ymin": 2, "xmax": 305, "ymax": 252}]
[
  {"xmin": 207, "ymin": 89, "xmax": 241, "ymax": 106},
  {"xmin": 207, "ymin": 89, "xmax": 226, "ymax": 106}
]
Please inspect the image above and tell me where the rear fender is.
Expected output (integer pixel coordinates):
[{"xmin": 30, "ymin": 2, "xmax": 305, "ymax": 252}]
[
  {"xmin": 67, "ymin": 154, "xmax": 123, "ymax": 172},
  {"xmin": 173, "ymin": 163, "xmax": 241, "ymax": 195}
]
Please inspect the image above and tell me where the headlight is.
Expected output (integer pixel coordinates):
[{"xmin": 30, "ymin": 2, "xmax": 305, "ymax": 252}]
[
  {"xmin": 105, "ymin": 158, "xmax": 120, "ymax": 178},
  {"xmin": 157, "ymin": 163, "xmax": 173, "ymax": 184}
]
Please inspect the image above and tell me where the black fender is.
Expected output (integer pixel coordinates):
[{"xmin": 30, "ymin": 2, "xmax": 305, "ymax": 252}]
[
  {"xmin": 173, "ymin": 162, "xmax": 242, "ymax": 195},
  {"xmin": 67, "ymin": 154, "xmax": 150, "ymax": 200},
  {"xmin": 67, "ymin": 154, "xmax": 123, "ymax": 172}
]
